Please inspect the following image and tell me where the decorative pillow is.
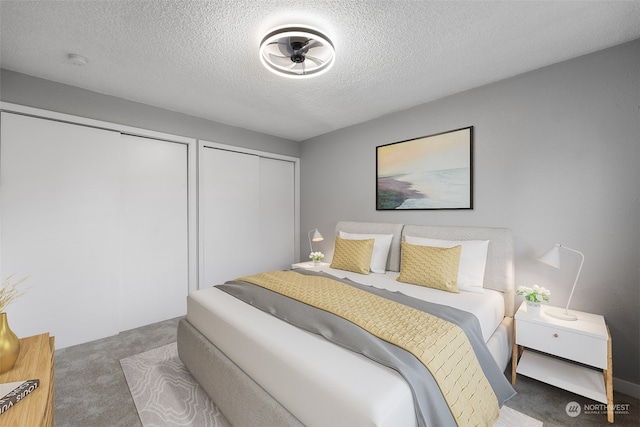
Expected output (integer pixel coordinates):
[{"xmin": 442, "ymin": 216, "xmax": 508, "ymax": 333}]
[
  {"xmin": 404, "ymin": 236, "xmax": 489, "ymax": 293},
  {"xmin": 330, "ymin": 236, "xmax": 375, "ymax": 274},
  {"xmin": 338, "ymin": 231, "xmax": 393, "ymax": 273},
  {"xmin": 397, "ymin": 241, "xmax": 461, "ymax": 293}
]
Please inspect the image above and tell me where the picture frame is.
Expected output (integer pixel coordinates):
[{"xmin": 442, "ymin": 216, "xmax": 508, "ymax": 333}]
[{"xmin": 376, "ymin": 126, "xmax": 473, "ymax": 210}]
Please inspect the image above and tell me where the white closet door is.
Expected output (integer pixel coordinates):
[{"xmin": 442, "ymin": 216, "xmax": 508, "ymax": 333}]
[
  {"xmin": 257, "ymin": 157, "xmax": 295, "ymax": 273},
  {"xmin": 0, "ymin": 112, "xmax": 120, "ymax": 348},
  {"xmin": 118, "ymin": 134, "xmax": 188, "ymax": 331},
  {"xmin": 201, "ymin": 148, "xmax": 260, "ymax": 286}
]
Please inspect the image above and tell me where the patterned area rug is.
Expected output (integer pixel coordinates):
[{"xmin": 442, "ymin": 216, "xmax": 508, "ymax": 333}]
[
  {"xmin": 121, "ymin": 343, "xmax": 542, "ymax": 427},
  {"xmin": 121, "ymin": 343, "xmax": 231, "ymax": 427}
]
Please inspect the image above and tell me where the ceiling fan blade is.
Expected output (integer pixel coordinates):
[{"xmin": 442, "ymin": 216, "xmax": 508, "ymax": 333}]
[
  {"xmin": 268, "ymin": 53, "xmax": 294, "ymax": 67},
  {"xmin": 263, "ymin": 42, "xmax": 284, "ymax": 56},
  {"xmin": 300, "ymin": 40, "xmax": 322, "ymax": 54},
  {"xmin": 277, "ymin": 38, "xmax": 294, "ymax": 56},
  {"xmin": 305, "ymin": 55, "xmax": 326, "ymax": 66}
]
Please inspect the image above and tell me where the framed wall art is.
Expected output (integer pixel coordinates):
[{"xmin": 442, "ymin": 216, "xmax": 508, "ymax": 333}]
[{"xmin": 376, "ymin": 126, "xmax": 473, "ymax": 210}]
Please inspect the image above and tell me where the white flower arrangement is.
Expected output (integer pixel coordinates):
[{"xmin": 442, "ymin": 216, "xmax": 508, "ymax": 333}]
[
  {"xmin": 516, "ymin": 284, "xmax": 550, "ymax": 303},
  {"xmin": 309, "ymin": 251, "xmax": 325, "ymax": 262}
]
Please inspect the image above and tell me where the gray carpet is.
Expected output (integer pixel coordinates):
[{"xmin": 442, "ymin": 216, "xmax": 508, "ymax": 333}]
[
  {"xmin": 55, "ymin": 316, "xmax": 640, "ymax": 426},
  {"xmin": 55, "ymin": 317, "xmax": 181, "ymax": 427}
]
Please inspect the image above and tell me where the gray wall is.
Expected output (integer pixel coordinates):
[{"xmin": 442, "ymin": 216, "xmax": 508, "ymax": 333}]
[
  {"xmin": 300, "ymin": 39, "xmax": 640, "ymax": 392},
  {"xmin": 0, "ymin": 69, "xmax": 299, "ymax": 158}
]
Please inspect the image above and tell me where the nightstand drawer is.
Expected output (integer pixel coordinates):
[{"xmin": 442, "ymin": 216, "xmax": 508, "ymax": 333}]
[{"xmin": 517, "ymin": 321, "xmax": 607, "ymax": 368}]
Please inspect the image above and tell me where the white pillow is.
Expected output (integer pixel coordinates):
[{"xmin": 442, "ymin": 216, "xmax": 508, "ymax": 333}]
[
  {"xmin": 338, "ymin": 232, "xmax": 393, "ymax": 273},
  {"xmin": 404, "ymin": 236, "xmax": 489, "ymax": 293}
]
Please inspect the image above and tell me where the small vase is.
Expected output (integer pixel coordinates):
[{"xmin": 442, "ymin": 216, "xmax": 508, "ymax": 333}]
[
  {"xmin": 313, "ymin": 260, "xmax": 321, "ymax": 267},
  {"xmin": 0, "ymin": 312, "xmax": 20, "ymax": 373},
  {"xmin": 526, "ymin": 301, "xmax": 541, "ymax": 318}
]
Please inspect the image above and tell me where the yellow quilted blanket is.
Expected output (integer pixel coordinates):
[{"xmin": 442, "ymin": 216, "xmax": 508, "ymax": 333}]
[{"xmin": 237, "ymin": 270, "xmax": 500, "ymax": 426}]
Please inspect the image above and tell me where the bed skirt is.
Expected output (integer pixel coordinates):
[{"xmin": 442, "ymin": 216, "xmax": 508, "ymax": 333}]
[{"xmin": 177, "ymin": 318, "xmax": 304, "ymax": 427}]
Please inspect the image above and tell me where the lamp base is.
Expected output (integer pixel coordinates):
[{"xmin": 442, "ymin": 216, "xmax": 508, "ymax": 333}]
[{"xmin": 545, "ymin": 308, "xmax": 577, "ymax": 321}]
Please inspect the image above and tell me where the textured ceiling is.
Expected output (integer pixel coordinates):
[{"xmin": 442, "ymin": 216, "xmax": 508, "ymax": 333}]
[{"xmin": 1, "ymin": 1, "xmax": 639, "ymax": 141}]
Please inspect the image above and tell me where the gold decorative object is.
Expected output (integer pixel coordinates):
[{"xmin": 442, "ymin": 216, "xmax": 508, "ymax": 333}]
[
  {"xmin": 0, "ymin": 274, "xmax": 30, "ymax": 373},
  {"xmin": 0, "ymin": 312, "xmax": 20, "ymax": 373}
]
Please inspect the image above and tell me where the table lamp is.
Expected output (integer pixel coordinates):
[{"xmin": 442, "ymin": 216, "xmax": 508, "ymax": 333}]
[
  {"xmin": 538, "ymin": 243, "xmax": 584, "ymax": 321},
  {"xmin": 308, "ymin": 228, "xmax": 323, "ymax": 253}
]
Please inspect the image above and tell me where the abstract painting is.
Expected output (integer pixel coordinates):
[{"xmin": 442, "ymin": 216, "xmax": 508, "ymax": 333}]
[{"xmin": 376, "ymin": 127, "xmax": 473, "ymax": 210}]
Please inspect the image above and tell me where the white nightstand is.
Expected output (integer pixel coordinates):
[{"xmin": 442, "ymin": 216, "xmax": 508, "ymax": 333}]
[
  {"xmin": 291, "ymin": 261, "xmax": 329, "ymax": 270},
  {"xmin": 512, "ymin": 302, "xmax": 613, "ymax": 423}
]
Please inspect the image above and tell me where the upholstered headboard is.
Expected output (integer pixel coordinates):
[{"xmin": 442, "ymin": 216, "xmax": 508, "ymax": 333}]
[{"xmin": 333, "ymin": 221, "xmax": 515, "ymax": 316}]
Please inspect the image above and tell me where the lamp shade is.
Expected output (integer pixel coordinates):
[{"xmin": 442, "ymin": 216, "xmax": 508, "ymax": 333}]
[
  {"xmin": 537, "ymin": 244, "xmax": 561, "ymax": 269},
  {"xmin": 310, "ymin": 229, "xmax": 323, "ymax": 242}
]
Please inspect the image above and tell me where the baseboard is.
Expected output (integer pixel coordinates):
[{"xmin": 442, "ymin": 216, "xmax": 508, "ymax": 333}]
[{"xmin": 614, "ymin": 377, "xmax": 640, "ymax": 399}]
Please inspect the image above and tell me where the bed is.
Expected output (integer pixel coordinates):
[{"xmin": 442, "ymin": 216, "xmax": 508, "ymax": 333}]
[{"xmin": 177, "ymin": 221, "xmax": 516, "ymax": 427}]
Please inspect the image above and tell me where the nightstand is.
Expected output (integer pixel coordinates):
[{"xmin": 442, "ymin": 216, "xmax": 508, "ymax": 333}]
[
  {"xmin": 291, "ymin": 262, "xmax": 329, "ymax": 269},
  {"xmin": 511, "ymin": 302, "xmax": 613, "ymax": 423}
]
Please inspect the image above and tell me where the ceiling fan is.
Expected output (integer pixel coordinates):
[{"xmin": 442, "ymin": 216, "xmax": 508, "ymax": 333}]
[{"xmin": 259, "ymin": 26, "xmax": 335, "ymax": 78}]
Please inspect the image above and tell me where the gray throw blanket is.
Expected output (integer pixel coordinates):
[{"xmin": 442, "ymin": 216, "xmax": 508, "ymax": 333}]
[{"xmin": 217, "ymin": 270, "xmax": 515, "ymax": 427}]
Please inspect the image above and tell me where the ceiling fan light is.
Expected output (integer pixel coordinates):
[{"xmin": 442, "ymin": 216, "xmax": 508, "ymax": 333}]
[{"xmin": 259, "ymin": 26, "xmax": 335, "ymax": 78}]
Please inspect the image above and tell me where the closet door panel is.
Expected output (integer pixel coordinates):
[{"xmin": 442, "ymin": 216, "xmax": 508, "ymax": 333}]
[
  {"xmin": 201, "ymin": 148, "xmax": 260, "ymax": 286},
  {"xmin": 0, "ymin": 112, "xmax": 120, "ymax": 348},
  {"xmin": 257, "ymin": 157, "xmax": 295, "ymax": 273},
  {"xmin": 118, "ymin": 134, "xmax": 188, "ymax": 331}
]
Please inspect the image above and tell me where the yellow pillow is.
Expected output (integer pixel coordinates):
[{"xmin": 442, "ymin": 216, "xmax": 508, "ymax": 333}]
[
  {"xmin": 330, "ymin": 236, "xmax": 375, "ymax": 274},
  {"xmin": 397, "ymin": 241, "xmax": 461, "ymax": 293}
]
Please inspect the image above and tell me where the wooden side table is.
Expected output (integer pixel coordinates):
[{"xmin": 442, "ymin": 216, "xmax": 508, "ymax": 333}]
[
  {"xmin": 512, "ymin": 303, "xmax": 613, "ymax": 423},
  {"xmin": 0, "ymin": 333, "xmax": 54, "ymax": 426}
]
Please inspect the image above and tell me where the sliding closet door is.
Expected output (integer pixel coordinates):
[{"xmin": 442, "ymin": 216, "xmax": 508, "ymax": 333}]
[
  {"xmin": 1, "ymin": 113, "xmax": 191, "ymax": 347},
  {"xmin": 0, "ymin": 112, "xmax": 120, "ymax": 348},
  {"xmin": 201, "ymin": 148, "xmax": 260, "ymax": 286},
  {"xmin": 257, "ymin": 157, "xmax": 295, "ymax": 273},
  {"xmin": 118, "ymin": 134, "xmax": 188, "ymax": 331},
  {"xmin": 200, "ymin": 147, "xmax": 296, "ymax": 287}
]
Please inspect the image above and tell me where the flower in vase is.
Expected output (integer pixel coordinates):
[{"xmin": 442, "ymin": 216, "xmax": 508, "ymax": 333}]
[
  {"xmin": 516, "ymin": 284, "xmax": 550, "ymax": 303},
  {"xmin": 309, "ymin": 252, "xmax": 324, "ymax": 262}
]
